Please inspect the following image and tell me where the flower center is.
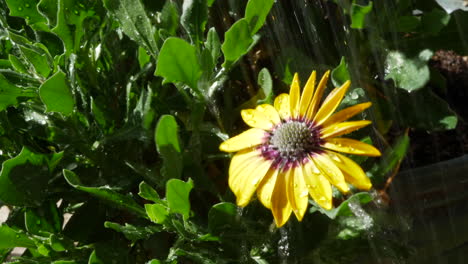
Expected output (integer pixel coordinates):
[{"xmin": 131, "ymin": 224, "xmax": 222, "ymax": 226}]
[{"xmin": 260, "ymin": 120, "xmax": 322, "ymax": 168}]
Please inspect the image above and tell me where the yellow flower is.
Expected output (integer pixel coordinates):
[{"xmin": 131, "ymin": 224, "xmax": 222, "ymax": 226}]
[{"xmin": 219, "ymin": 71, "xmax": 381, "ymax": 227}]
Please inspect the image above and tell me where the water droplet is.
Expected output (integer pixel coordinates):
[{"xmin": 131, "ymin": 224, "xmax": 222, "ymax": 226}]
[
  {"xmin": 25, "ymin": 3, "xmax": 30, "ymax": 7},
  {"xmin": 73, "ymin": 10, "xmax": 79, "ymax": 15},
  {"xmin": 17, "ymin": 7, "xmax": 23, "ymax": 11},
  {"xmin": 300, "ymin": 190, "xmax": 308, "ymax": 197},
  {"xmin": 36, "ymin": 220, "xmax": 41, "ymax": 225},
  {"xmin": 312, "ymin": 167, "xmax": 320, "ymax": 174},
  {"xmin": 318, "ymin": 197, "xmax": 327, "ymax": 202},
  {"xmin": 25, "ymin": 16, "xmax": 30, "ymax": 20}
]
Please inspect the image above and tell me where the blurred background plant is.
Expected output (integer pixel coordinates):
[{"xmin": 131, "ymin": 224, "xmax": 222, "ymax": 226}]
[{"xmin": 0, "ymin": 0, "xmax": 467, "ymax": 263}]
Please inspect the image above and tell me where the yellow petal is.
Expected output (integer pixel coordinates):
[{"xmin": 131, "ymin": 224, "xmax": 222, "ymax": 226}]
[
  {"xmin": 289, "ymin": 73, "xmax": 301, "ymax": 118},
  {"xmin": 329, "ymin": 152, "xmax": 372, "ymax": 190},
  {"xmin": 299, "ymin": 71, "xmax": 316, "ymax": 118},
  {"xmin": 257, "ymin": 169, "xmax": 279, "ymax": 209},
  {"xmin": 305, "ymin": 70, "xmax": 330, "ymax": 120},
  {"xmin": 271, "ymin": 170, "xmax": 292, "ymax": 227},
  {"xmin": 219, "ymin": 128, "xmax": 267, "ymax": 152},
  {"xmin": 322, "ymin": 102, "xmax": 372, "ymax": 127},
  {"xmin": 323, "ymin": 138, "xmax": 381, "ymax": 157},
  {"xmin": 312, "ymin": 153, "xmax": 349, "ymax": 193},
  {"xmin": 241, "ymin": 108, "xmax": 276, "ymax": 131},
  {"xmin": 255, "ymin": 104, "xmax": 281, "ymax": 125},
  {"xmin": 302, "ymin": 160, "xmax": 332, "ymax": 210},
  {"xmin": 229, "ymin": 149, "xmax": 272, "ymax": 207},
  {"xmin": 313, "ymin": 81, "xmax": 351, "ymax": 125},
  {"xmin": 320, "ymin": 120, "xmax": 372, "ymax": 139},
  {"xmin": 288, "ymin": 166, "xmax": 309, "ymax": 221},
  {"xmin": 274, "ymin": 93, "xmax": 291, "ymax": 120}
]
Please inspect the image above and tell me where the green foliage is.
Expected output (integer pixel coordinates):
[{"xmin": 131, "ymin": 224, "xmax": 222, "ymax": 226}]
[{"xmin": 0, "ymin": 0, "xmax": 465, "ymax": 262}]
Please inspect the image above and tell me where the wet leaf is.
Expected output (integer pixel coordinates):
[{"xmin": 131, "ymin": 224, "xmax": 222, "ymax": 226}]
[
  {"xmin": 104, "ymin": 222, "xmax": 161, "ymax": 242},
  {"xmin": 166, "ymin": 178, "xmax": 193, "ymax": 219},
  {"xmin": 63, "ymin": 169, "xmax": 147, "ymax": 218},
  {"xmin": 103, "ymin": 0, "xmax": 158, "ymax": 57},
  {"xmin": 0, "ymin": 73, "xmax": 36, "ymax": 111},
  {"xmin": 205, "ymin": 27, "xmax": 221, "ymax": 67},
  {"xmin": 39, "ymin": 70, "xmax": 75, "ymax": 116},
  {"xmin": 385, "ymin": 49, "xmax": 433, "ymax": 91},
  {"xmin": 181, "ymin": 0, "xmax": 208, "ymax": 45},
  {"xmin": 5, "ymin": 0, "xmax": 48, "ymax": 29},
  {"xmin": 0, "ymin": 225, "xmax": 35, "ymax": 249},
  {"xmin": 311, "ymin": 192, "xmax": 373, "ymax": 219},
  {"xmin": 0, "ymin": 148, "xmax": 62, "ymax": 206},
  {"xmin": 155, "ymin": 37, "xmax": 201, "ymax": 90}
]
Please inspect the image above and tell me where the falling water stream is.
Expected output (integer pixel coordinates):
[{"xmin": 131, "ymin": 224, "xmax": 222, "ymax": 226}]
[{"xmin": 213, "ymin": 0, "xmax": 468, "ymax": 263}]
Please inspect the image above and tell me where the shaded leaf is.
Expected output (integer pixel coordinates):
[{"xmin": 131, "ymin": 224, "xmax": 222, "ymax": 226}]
[
  {"xmin": 181, "ymin": 0, "xmax": 208, "ymax": 45},
  {"xmin": 208, "ymin": 202, "xmax": 238, "ymax": 234},
  {"xmin": 104, "ymin": 222, "xmax": 161, "ymax": 242},
  {"xmin": 63, "ymin": 169, "xmax": 147, "ymax": 218},
  {"xmin": 155, "ymin": 115, "xmax": 183, "ymax": 179},
  {"xmin": 0, "ymin": 73, "xmax": 36, "ymax": 111},
  {"xmin": 0, "ymin": 225, "xmax": 35, "ymax": 249}
]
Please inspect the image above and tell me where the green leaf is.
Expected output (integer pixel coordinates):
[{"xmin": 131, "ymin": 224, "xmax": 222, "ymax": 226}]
[
  {"xmin": 103, "ymin": 0, "xmax": 159, "ymax": 57},
  {"xmin": 205, "ymin": 27, "xmax": 221, "ymax": 67},
  {"xmin": 104, "ymin": 222, "xmax": 161, "ymax": 242},
  {"xmin": 147, "ymin": 260, "xmax": 162, "ymax": 264},
  {"xmin": 25, "ymin": 202, "xmax": 62, "ymax": 236},
  {"xmin": 256, "ymin": 68, "xmax": 273, "ymax": 104},
  {"xmin": 396, "ymin": 16, "xmax": 420, "ymax": 33},
  {"xmin": 138, "ymin": 46, "xmax": 151, "ymax": 69},
  {"xmin": 145, "ymin": 204, "xmax": 169, "ymax": 224},
  {"xmin": 331, "ymin": 57, "xmax": 350, "ymax": 87},
  {"xmin": 155, "ymin": 37, "xmax": 202, "ymax": 90},
  {"xmin": 421, "ymin": 8, "xmax": 450, "ymax": 35},
  {"xmin": 5, "ymin": 0, "xmax": 48, "ymax": 29},
  {"xmin": 0, "ymin": 148, "xmax": 62, "ymax": 206},
  {"xmin": 138, "ymin": 181, "xmax": 161, "ymax": 203},
  {"xmin": 208, "ymin": 202, "xmax": 238, "ymax": 234},
  {"xmin": 166, "ymin": 178, "xmax": 193, "ymax": 219},
  {"xmin": 159, "ymin": 1, "xmax": 179, "ymax": 36},
  {"xmin": 0, "ymin": 225, "xmax": 35, "ymax": 249},
  {"xmin": 155, "ymin": 115, "xmax": 183, "ymax": 179},
  {"xmin": 369, "ymin": 133, "xmax": 409, "ymax": 185},
  {"xmin": 245, "ymin": 0, "xmax": 274, "ymax": 34},
  {"xmin": 312, "ymin": 192, "xmax": 373, "ymax": 219},
  {"xmin": 0, "ymin": 73, "xmax": 36, "ymax": 111},
  {"xmin": 51, "ymin": 0, "xmax": 96, "ymax": 55},
  {"xmin": 350, "ymin": 1, "xmax": 373, "ymax": 29},
  {"xmin": 435, "ymin": 0, "xmax": 468, "ymax": 13},
  {"xmin": 39, "ymin": 70, "xmax": 75, "ymax": 116},
  {"xmin": 181, "ymin": 0, "xmax": 208, "ymax": 45},
  {"xmin": 62, "ymin": 169, "xmax": 147, "ymax": 218},
  {"xmin": 385, "ymin": 49, "xmax": 433, "ymax": 91},
  {"xmin": 221, "ymin": 19, "xmax": 255, "ymax": 68},
  {"xmin": 19, "ymin": 45, "xmax": 52, "ymax": 78},
  {"xmin": 9, "ymin": 54, "xmax": 29, "ymax": 74}
]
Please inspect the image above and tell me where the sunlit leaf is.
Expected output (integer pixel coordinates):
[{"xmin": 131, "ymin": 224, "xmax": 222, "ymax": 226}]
[
  {"xmin": 166, "ymin": 178, "xmax": 193, "ymax": 219},
  {"xmin": 0, "ymin": 225, "xmax": 35, "ymax": 249},
  {"xmin": 0, "ymin": 73, "xmax": 36, "ymax": 111},
  {"xmin": 39, "ymin": 70, "xmax": 75, "ymax": 116},
  {"xmin": 103, "ymin": 0, "xmax": 159, "ymax": 57},
  {"xmin": 385, "ymin": 49, "xmax": 433, "ymax": 91},
  {"xmin": 155, "ymin": 37, "xmax": 202, "ymax": 90},
  {"xmin": 245, "ymin": 0, "xmax": 274, "ymax": 34},
  {"xmin": 331, "ymin": 56, "xmax": 350, "ymax": 87},
  {"xmin": 222, "ymin": 18, "xmax": 257, "ymax": 68},
  {"xmin": 350, "ymin": 1, "xmax": 373, "ymax": 29}
]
